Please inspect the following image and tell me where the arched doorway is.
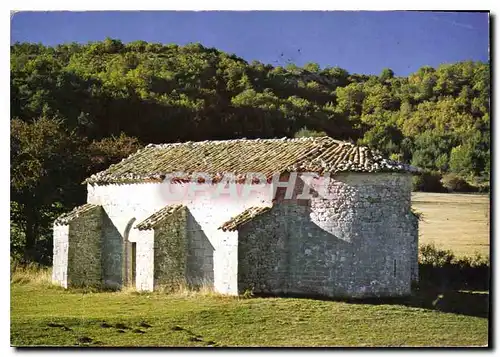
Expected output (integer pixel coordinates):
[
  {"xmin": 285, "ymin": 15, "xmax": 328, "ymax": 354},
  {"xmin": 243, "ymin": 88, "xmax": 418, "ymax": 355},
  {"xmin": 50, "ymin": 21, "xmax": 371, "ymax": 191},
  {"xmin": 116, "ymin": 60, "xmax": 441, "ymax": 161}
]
[{"xmin": 123, "ymin": 218, "xmax": 137, "ymax": 288}]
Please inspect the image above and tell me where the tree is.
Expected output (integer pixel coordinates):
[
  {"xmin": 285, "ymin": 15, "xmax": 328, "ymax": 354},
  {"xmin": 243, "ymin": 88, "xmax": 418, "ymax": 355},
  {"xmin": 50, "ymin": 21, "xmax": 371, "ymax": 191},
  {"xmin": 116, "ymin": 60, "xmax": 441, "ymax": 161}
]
[
  {"xmin": 334, "ymin": 83, "xmax": 365, "ymax": 120},
  {"xmin": 449, "ymin": 145, "xmax": 473, "ymax": 176},
  {"xmin": 410, "ymin": 131, "xmax": 455, "ymax": 172},
  {"xmin": 380, "ymin": 68, "xmax": 394, "ymax": 83},
  {"xmin": 88, "ymin": 133, "xmax": 142, "ymax": 173},
  {"xmin": 11, "ymin": 117, "xmax": 89, "ymax": 262},
  {"xmin": 304, "ymin": 62, "xmax": 320, "ymax": 73},
  {"xmin": 359, "ymin": 122, "xmax": 403, "ymax": 157}
]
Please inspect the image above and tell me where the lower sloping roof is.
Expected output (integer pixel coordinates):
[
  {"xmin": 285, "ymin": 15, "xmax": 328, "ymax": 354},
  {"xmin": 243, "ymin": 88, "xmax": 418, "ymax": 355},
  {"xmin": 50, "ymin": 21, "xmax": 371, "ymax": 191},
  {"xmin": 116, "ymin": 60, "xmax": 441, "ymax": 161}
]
[
  {"xmin": 54, "ymin": 204, "xmax": 101, "ymax": 226},
  {"xmin": 135, "ymin": 204, "xmax": 185, "ymax": 231},
  {"xmin": 219, "ymin": 206, "xmax": 272, "ymax": 232}
]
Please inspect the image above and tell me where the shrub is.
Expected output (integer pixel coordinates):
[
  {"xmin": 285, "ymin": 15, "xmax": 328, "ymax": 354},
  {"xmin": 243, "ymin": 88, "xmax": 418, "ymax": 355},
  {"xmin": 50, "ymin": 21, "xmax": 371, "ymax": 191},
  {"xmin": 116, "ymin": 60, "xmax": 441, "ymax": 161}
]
[
  {"xmin": 454, "ymin": 252, "xmax": 489, "ymax": 268},
  {"xmin": 418, "ymin": 244, "xmax": 490, "ymax": 290},
  {"xmin": 476, "ymin": 182, "xmax": 490, "ymax": 193},
  {"xmin": 419, "ymin": 243, "xmax": 454, "ymax": 267},
  {"xmin": 412, "ymin": 171, "xmax": 447, "ymax": 192},
  {"xmin": 294, "ymin": 127, "xmax": 327, "ymax": 138},
  {"xmin": 441, "ymin": 173, "xmax": 476, "ymax": 192}
]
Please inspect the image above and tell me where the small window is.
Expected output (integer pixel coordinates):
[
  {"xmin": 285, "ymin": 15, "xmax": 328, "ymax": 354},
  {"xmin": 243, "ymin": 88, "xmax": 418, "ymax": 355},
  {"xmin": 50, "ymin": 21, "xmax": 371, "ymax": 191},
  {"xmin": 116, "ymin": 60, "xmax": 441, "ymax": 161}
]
[
  {"xmin": 131, "ymin": 242, "xmax": 137, "ymax": 285},
  {"xmin": 393, "ymin": 259, "xmax": 397, "ymax": 277},
  {"xmin": 274, "ymin": 187, "xmax": 287, "ymax": 201}
]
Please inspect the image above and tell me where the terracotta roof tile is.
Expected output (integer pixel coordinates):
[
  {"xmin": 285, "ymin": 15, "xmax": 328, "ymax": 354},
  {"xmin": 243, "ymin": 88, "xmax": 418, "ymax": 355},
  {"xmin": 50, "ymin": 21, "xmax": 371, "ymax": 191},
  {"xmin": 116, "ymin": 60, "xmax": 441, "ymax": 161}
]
[
  {"xmin": 85, "ymin": 137, "xmax": 419, "ymax": 185},
  {"xmin": 135, "ymin": 204, "xmax": 185, "ymax": 231},
  {"xmin": 219, "ymin": 206, "xmax": 272, "ymax": 232},
  {"xmin": 54, "ymin": 204, "xmax": 101, "ymax": 226}
]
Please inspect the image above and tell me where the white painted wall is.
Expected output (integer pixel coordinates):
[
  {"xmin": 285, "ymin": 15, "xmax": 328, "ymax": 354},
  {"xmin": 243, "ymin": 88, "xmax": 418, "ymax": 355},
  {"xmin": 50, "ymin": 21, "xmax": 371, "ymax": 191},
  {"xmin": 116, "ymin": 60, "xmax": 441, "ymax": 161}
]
[
  {"xmin": 135, "ymin": 230, "xmax": 154, "ymax": 291},
  {"xmin": 87, "ymin": 181, "xmax": 273, "ymax": 294},
  {"xmin": 52, "ymin": 224, "xmax": 69, "ymax": 288}
]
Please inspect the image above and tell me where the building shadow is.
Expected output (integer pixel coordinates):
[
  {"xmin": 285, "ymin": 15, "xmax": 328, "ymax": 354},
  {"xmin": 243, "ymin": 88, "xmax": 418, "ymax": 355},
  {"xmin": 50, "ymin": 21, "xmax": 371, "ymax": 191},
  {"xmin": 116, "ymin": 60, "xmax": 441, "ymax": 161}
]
[
  {"xmin": 186, "ymin": 210, "xmax": 215, "ymax": 288},
  {"xmin": 252, "ymin": 263, "xmax": 490, "ymax": 319},
  {"xmin": 101, "ymin": 210, "xmax": 123, "ymax": 289},
  {"xmin": 342, "ymin": 287, "xmax": 489, "ymax": 319},
  {"xmin": 419, "ymin": 263, "xmax": 490, "ymax": 291}
]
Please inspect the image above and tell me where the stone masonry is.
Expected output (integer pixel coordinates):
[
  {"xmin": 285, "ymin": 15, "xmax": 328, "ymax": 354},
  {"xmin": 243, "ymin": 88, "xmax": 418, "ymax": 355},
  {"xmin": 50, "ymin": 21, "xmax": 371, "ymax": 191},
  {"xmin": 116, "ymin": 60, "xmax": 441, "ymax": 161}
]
[
  {"xmin": 52, "ymin": 204, "xmax": 103, "ymax": 288},
  {"xmin": 237, "ymin": 172, "xmax": 418, "ymax": 298}
]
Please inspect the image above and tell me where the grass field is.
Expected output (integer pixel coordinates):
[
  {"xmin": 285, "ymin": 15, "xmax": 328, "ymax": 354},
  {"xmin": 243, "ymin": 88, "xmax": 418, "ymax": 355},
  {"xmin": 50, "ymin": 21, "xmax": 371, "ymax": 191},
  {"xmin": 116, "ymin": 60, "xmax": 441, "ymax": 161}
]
[
  {"xmin": 10, "ymin": 193, "xmax": 490, "ymax": 347},
  {"xmin": 10, "ymin": 284, "xmax": 488, "ymax": 347},
  {"xmin": 412, "ymin": 193, "xmax": 490, "ymax": 258}
]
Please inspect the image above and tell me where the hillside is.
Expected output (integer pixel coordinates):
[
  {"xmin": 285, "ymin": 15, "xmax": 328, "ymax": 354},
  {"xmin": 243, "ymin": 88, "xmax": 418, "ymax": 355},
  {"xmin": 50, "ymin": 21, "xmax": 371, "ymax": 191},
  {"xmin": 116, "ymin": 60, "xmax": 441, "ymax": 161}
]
[{"xmin": 10, "ymin": 39, "xmax": 490, "ymax": 264}]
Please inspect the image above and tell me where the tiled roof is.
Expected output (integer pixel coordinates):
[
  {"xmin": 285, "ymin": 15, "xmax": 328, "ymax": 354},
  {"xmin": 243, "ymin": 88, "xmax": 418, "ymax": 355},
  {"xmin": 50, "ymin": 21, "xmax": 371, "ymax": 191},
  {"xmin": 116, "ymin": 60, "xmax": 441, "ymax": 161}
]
[
  {"xmin": 85, "ymin": 137, "xmax": 419, "ymax": 185},
  {"xmin": 135, "ymin": 204, "xmax": 185, "ymax": 231},
  {"xmin": 219, "ymin": 206, "xmax": 272, "ymax": 232},
  {"xmin": 54, "ymin": 204, "xmax": 101, "ymax": 226}
]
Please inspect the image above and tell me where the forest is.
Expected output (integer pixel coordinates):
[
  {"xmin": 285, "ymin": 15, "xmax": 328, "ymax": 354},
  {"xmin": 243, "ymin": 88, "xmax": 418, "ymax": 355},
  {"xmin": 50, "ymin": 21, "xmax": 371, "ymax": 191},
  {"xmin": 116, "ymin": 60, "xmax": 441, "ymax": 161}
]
[{"xmin": 10, "ymin": 38, "xmax": 490, "ymax": 264}]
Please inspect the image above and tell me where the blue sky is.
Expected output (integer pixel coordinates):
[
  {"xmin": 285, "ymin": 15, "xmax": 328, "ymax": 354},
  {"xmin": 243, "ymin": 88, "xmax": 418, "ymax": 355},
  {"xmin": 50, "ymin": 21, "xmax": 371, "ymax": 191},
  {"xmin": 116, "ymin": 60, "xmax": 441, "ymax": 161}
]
[{"xmin": 11, "ymin": 11, "xmax": 489, "ymax": 76}]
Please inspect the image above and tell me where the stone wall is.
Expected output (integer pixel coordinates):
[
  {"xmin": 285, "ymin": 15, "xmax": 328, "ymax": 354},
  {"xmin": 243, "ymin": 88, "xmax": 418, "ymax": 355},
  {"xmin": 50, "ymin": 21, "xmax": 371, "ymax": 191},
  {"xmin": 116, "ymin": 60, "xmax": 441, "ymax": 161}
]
[
  {"xmin": 409, "ymin": 214, "xmax": 419, "ymax": 283},
  {"xmin": 238, "ymin": 172, "xmax": 418, "ymax": 298},
  {"xmin": 66, "ymin": 206, "xmax": 103, "ymax": 287},
  {"xmin": 238, "ymin": 202, "xmax": 356, "ymax": 296},
  {"xmin": 331, "ymin": 172, "xmax": 416, "ymax": 297},
  {"xmin": 238, "ymin": 210, "xmax": 288, "ymax": 293},
  {"xmin": 153, "ymin": 206, "xmax": 188, "ymax": 289}
]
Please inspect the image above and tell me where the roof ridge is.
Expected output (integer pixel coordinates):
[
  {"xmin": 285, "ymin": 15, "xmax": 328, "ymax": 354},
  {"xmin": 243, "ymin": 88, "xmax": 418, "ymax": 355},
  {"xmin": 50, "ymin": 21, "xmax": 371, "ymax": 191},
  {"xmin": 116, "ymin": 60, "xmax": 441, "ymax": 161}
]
[
  {"xmin": 54, "ymin": 203, "xmax": 101, "ymax": 226},
  {"xmin": 135, "ymin": 204, "xmax": 185, "ymax": 230},
  {"xmin": 219, "ymin": 205, "xmax": 273, "ymax": 232},
  {"xmin": 145, "ymin": 136, "xmax": 348, "ymax": 149}
]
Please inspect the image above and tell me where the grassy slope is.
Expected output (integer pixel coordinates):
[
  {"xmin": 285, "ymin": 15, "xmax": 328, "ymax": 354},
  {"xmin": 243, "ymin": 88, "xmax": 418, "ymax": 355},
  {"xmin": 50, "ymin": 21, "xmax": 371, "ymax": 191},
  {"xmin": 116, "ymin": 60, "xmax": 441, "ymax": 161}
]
[
  {"xmin": 11, "ymin": 284, "xmax": 488, "ymax": 347},
  {"xmin": 412, "ymin": 193, "xmax": 490, "ymax": 257}
]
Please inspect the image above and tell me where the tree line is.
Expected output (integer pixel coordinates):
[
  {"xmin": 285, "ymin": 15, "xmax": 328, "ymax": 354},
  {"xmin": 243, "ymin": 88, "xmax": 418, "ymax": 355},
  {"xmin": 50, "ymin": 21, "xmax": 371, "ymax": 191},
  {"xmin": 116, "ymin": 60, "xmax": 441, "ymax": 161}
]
[{"xmin": 10, "ymin": 38, "xmax": 490, "ymax": 264}]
